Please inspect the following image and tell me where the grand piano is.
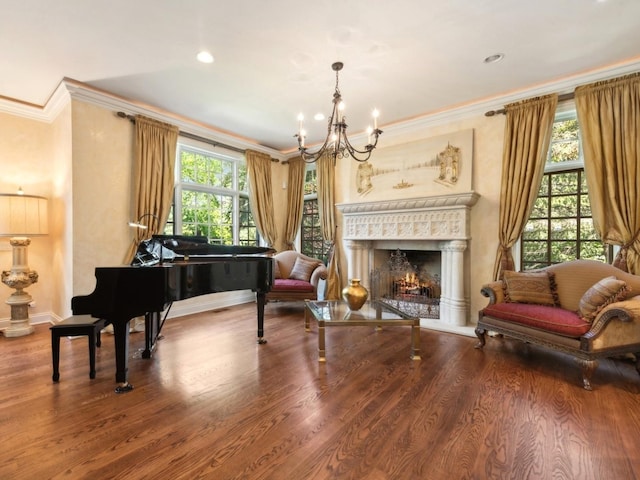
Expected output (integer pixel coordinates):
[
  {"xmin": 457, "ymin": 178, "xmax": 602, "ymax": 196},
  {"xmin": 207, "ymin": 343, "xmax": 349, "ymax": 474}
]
[{"xmin": 71, "ymin": 236, "xmax": 274, "ymax": 393}]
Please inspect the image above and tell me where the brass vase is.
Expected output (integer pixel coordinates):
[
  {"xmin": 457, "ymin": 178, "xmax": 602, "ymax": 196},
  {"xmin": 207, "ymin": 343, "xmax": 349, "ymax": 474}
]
[{"xmin": 341, "ymin": 278, "xmax": 368, "ymax": 311}]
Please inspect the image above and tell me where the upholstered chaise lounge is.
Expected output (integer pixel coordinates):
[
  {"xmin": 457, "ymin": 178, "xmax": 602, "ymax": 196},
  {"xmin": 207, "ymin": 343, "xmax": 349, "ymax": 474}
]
[
  {"xmin": 476, "ymin": 259, "xmax": 640, "ymax": 390},
  {"xmin": 266, "ymin": 251, "xmax": 328, "ymax": 302}
]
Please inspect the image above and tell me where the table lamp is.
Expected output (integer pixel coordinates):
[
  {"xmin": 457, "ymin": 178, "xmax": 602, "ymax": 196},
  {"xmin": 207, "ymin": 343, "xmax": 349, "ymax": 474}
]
[{"xmin": 0, "ymin": 192, "xmax": 48, "ymax": 337}]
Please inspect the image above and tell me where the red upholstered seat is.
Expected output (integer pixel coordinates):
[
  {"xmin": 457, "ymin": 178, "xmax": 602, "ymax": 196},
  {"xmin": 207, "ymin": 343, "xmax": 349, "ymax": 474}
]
[
  {"xmin": 482, "ymin": 303, "xmax": 591, "ymax": 338},
  {"xmin": 272, "ymin": 279, "xmax": 315, "ymax": 292}
]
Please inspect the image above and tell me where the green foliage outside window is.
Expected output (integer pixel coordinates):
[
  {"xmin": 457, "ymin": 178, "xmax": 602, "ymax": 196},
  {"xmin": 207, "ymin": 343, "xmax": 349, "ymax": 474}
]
[
  {"xmin": 521, "ymin": 116, "xmax": 608, "ymax": 270},
  {"xmin": 175, "ymin": 146, "xmax": 258, "ymax": 246}
]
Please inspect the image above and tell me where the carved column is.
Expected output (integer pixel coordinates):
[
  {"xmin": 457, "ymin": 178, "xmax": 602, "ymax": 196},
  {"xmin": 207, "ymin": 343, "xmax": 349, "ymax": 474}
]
[
  {"xmin": 439, "ymin": 240, "xmax": 468, "ymax": 326},
  {"xmin": 343, "ymin": 240, "xmax": 372, "ymax": 290}
]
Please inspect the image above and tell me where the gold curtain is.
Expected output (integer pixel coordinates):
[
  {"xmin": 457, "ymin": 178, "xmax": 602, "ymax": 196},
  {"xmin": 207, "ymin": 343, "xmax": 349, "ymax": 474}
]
[
  {"xmin": 282, "ymin": 157, "xmax": 306, "ymax": 251},
  {"xmin": 246, "ymin": 149, "xmax": 278, "ymax": 247},
  {"xmin": 124, "ymin": 115, "xmax": 179, "ymax": 264},
  {"xmin": 493, "ymin": 94, "xmax": 558, "ymax": 280},
  {"xmin": 575, "ymin": 72, "xmax": 640, "ymax": 274},
  {"xmin": 317, "ymin": 153, "xmax": 343, "ymax": 300}
]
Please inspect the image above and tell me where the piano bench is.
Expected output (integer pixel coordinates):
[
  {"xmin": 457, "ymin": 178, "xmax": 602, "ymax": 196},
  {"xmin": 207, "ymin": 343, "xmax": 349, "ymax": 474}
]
[{"xmin": 50, "ymin": 315, "xmax": 109, "ymax": 382}]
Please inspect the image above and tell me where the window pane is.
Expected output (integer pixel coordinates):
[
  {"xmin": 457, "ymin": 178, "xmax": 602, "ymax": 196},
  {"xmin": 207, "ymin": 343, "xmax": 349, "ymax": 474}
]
[
  {"xmin": 548, "ymin": 119, "xmax": 580, "ymax": 164},
  {"xmin": 550, "ymin": 172, "xmax": 578, "ymax": 195},
  {"xmin": 304, "ymin": 169, "xmax": 318, "ymax": 195},
  {"xmin": 522, "ymin": 219, "xmax": 548, "ymax": 240},
  {"xmin": 550, "ymin": 241, "xmax": 577, "ymax": 263},
  {"xmin": 238, "ymin": 195, "xmax": 258, "ymax": 246},
  {"xmin": 549, "ymin": 140, "xmax": 579, "ymax": 163},
  {"xmin": 550, "ymin": 218, "xmax": 576, "ymax": 240},
  {"xmin": 522, "ymin": 241, "xmax": 548, "ymax": 263},
  {"xmin": 580, "ymin": 218, "xmax": 599, "ymax": 240},
  {"xmin": 238, "ymin": 162, "xmax": 248, "ymax": 192},
  {"xmin": 580, "ymin": 194, "xmax": 591, "ymax": 216},
  {"xmin": 530, "ymin": 197, "xmax": 548, "ymax": 218},
  {"xmin": 537, "ymin": 177, "xmax": 549, "ymax": 196},
  {"xmin": 550, "ymin": 195, "xmax": 578, "ymax": 218},
  {"xmin": 580, "ymin": 242, "xmax": 606, "ymax": 262}
]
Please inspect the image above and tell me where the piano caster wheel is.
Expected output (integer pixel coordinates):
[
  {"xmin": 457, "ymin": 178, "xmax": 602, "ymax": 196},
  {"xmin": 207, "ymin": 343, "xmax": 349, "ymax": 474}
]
[
  {"xmin": 115, "ymin": 382, "xmax": 134, "ymax": 394},
  {"xmin": 257, "ymin": 337, "xmax": 267, "ymax": 345}
]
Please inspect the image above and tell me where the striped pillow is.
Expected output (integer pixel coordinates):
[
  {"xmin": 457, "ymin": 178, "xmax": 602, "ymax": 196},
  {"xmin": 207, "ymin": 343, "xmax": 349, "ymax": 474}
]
[
  {"xmin": 288, "ymin": 257, "xmax": 319, "ymax": 282},
  {"xmin": 578, "ymin": 276, "xmax": 629, "ymax": 322}
]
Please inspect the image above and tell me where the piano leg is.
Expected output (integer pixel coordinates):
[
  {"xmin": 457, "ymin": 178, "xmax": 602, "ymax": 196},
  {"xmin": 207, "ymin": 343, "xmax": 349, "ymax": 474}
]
[
  {"xmin": 256, "ymin": 292, "xmax": 267, "ymax": 345},
  {"xmin": 112, "ymin": 319, "xmax": 134, "ymax": 393},
  {"xmin": 143, "ymin": 311, "xmax": 160, "ymax": 359}
]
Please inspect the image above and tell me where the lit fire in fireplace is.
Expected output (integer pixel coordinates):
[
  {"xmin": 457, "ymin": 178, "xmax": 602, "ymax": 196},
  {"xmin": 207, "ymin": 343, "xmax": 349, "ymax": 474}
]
[{"xmin": 370, "ymin": 249, "xmax": 441, "ymax": 319}]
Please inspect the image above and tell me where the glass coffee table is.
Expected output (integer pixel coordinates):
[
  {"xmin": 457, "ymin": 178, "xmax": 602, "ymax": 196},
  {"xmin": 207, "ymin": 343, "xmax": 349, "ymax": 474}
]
[{"xmin": 304, "ymin": 299, "xmax": 421, "ymax": 362}]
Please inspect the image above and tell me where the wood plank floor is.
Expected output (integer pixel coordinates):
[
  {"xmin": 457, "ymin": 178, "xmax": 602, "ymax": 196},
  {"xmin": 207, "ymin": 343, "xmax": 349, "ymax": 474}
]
[{"xmin": 1, "ymin": 301, "xmax": 639, "ymax": 480}]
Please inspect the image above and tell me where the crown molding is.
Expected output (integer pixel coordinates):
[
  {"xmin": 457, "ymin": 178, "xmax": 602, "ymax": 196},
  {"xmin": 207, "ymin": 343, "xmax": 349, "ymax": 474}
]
[
  {"xmin": 3, "ymin": 59, "xmax": 639, "ymax": 159},
  {"xmin": 61, "ymin": 78, "xmax": 283, "ymax": 158},
  {"xmin": 377, "ymin": 58, "xmax": 640, "ymax": 145}
]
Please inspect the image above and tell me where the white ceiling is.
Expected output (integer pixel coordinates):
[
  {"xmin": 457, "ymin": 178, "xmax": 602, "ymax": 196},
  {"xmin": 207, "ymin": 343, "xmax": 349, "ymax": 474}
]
[{"xmin": 3, "ymin": 0, "xmax": 640, "ymax": 152}]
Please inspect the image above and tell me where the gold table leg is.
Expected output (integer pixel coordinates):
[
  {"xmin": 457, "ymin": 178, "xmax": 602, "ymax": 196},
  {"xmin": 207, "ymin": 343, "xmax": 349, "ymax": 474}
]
[
  {"xmin": 318, "ymin": 319, "xmax": 326, "ymax": 362},
  {"xmin": 410, "ymin": 320, "xmax": 421, "ymax": 360}
]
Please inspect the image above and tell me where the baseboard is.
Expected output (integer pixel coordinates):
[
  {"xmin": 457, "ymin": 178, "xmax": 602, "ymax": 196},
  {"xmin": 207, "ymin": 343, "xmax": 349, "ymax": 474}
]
[
  {"xmin": 420, "ymin": 318, "xmax": 477, "ymax": 338},
  {"xmin": 1, "ymin": 291, "xmax": 257, "ymax": 330}
]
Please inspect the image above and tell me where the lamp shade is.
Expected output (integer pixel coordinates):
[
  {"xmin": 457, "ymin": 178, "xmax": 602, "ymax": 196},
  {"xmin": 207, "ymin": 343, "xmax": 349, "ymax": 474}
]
[{"xmin": 0, "ymin": 194, "xmax": 49, "ymax": 236}]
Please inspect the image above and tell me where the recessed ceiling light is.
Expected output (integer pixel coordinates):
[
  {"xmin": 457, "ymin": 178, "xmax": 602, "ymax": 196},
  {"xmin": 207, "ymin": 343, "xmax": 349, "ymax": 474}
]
[
  {"xmin": 197, "ymin": 51, "xmax": 214, "ymax": 64},
  {"xmin": 484, "ymin": 53, "xmax": 505, "ymax": 64},
  {"xmin": 314, "ymin": 113, "xmax": 325, "ymax": 121}
]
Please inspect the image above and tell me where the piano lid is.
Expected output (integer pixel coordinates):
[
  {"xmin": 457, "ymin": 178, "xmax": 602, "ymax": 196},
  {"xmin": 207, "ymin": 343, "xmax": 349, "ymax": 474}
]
[{"xmin": 152, "ymin": 235, "xmax": 275, "ymax": 256}]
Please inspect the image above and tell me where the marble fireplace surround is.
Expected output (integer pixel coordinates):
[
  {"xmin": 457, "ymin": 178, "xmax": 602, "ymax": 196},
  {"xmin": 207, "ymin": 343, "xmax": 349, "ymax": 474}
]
[{"xmin": 337, "ymin": 192, "xmax": 480, "ymax": 336}]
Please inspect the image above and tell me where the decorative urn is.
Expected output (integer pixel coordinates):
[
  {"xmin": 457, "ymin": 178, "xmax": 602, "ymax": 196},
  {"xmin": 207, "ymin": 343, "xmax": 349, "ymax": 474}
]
[{"xmin": 341, "ymin": 278, "xmax": 369, "ymax": 311}]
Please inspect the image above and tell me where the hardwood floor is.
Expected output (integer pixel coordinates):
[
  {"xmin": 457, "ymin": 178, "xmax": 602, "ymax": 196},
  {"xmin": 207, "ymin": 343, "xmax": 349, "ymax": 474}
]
[{"xmin": 1, "ymin": 302, "xmax": 639, "ymax": 480}]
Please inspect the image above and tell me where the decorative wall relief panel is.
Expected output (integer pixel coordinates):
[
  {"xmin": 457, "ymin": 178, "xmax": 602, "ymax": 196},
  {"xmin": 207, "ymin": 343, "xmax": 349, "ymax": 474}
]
[{"xmin": 350, "ymin": 129, "xmax": 473, "ymax": 202}]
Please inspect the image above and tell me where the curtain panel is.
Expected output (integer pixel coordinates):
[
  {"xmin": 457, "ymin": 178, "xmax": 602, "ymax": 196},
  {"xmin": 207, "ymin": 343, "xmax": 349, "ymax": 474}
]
[
  {"xmin": 575, "ymin": 72, "xmax": 640, "ymax": 274},
  {"xmin": 317, "ymin": 154, "xmax": 343, "ymax": 300},
  {"xmin": 124, "ymin": 115, "xmax": 179, "ymax": 264},
  {"xmin": 246, "ymin": 150, "xmax": 278, "ymax": 248},
  {"xmin": 493, "ymin": 94, "xmax": 558, "ymax": 280},
  {"xmin": 282, "ymin": 157, "xmax": 305, "ymax": 251}
]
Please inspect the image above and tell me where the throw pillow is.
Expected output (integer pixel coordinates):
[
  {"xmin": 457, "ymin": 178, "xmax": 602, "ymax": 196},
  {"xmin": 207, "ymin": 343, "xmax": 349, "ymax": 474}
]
[
  {"xmin": 503, "ymin": 270, "xmax": 560, "ymax": 306},
  {"xmin": 578, "ymin": 276, "xmax": 629, "ymax": 322},
  {"xmin": 289, "ymin": 256, "xmax": 319, "ymax": 282}
]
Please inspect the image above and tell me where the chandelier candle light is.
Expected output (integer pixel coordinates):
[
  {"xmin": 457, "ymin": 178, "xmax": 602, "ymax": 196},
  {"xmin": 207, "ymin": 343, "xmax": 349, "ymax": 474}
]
[{"xmin": 296, "ymin": 61, "xmax": 382, "ymax": 163}]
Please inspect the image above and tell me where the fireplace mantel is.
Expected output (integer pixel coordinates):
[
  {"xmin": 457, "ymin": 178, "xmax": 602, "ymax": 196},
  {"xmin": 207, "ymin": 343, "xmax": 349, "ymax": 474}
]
[
  {"xmin": 337, "ymin": 192, "xmax": 479, "ymax": 335},
  {"xmin": 338, "ymin": 192, "xmax": 480, "ymax": 215},
  {"xmin": 337, "ymin": 192, "xmax": 479, "ymax": 242}
]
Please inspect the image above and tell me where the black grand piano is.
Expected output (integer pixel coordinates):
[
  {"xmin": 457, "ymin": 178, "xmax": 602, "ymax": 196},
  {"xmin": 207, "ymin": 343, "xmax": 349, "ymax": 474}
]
[{"xmin": 71, "ymin": 236, "xmax": 274, "ymax": 393}]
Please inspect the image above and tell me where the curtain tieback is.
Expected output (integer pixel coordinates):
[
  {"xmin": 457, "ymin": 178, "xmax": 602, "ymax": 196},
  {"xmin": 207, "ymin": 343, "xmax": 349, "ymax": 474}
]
[{"xmin": 622, "ymin": 230, "xmax": 640, "ymax": 250}]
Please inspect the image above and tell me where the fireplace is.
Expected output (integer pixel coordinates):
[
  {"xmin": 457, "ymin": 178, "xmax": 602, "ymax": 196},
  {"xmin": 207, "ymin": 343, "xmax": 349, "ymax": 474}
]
[
  {"xmin": 337, "ymin": 192, "xmax": 479, "ymax": 335},
  {"xmin": 371, "ymin": 249, "xmax": 441, "ymax": 319}
]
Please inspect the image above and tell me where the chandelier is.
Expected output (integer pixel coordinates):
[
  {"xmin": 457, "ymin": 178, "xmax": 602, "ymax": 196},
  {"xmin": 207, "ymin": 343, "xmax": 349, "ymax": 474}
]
[{"xmin": 295, "ymin": 61, "xmax": 382, "ymax": 163}]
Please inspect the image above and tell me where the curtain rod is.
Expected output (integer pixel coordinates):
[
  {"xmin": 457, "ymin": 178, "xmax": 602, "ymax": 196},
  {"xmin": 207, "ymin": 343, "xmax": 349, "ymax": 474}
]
[
  {"xmin": 116, "ymin": 111, "xmax": 246, "ymax": 154},
  {"xmin": 484, "ymin": 92, "xmax": 575, "ymax": 117}
]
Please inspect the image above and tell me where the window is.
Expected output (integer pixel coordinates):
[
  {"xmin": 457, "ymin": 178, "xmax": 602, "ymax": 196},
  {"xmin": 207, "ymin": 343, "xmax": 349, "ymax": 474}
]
[
  {"xmin": 172, "ymin": 142, "xmax": 258, "ymax": 246},
  {"xmin": 521, "ymin": 112, "xmax": 609, "ymax": 270},
  {"xmin": 300, "ymin": 166, "xmax": 331, "ymax": 264}
]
